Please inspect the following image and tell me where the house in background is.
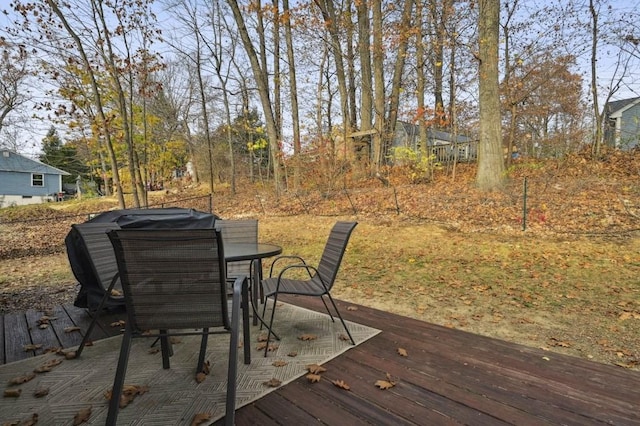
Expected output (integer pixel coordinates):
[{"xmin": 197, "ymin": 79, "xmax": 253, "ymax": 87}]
[
  {"xmin": 392, "ymin": 121, "xmax": 477, "ymax": 162},
  {"xmin": 0, "ymin": 149, "xmax": 70, "ymax": 208},
  {"xmin": 604, "ymin": 97, "xmax": 640, "ymax": 150}
]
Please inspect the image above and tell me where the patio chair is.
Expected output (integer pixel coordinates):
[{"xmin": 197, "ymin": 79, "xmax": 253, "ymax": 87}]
[
  {"xmin": 261, "ymin": 221, "xmax": 358, "ymax": 356},
  {"xmin": 102, "ymin": 228, "xmax": 248, "ymax": 426},
  {"xmin": 65, "ymin": 222, "xmax": 124, "ymax": 311},
  {"xmin": 217, "ymin": 219, "xmax": 259, "ymax": 291}
]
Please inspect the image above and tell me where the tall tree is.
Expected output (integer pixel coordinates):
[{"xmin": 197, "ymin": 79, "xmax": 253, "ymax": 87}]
[
  {"xmin": 227, "ymin": 0, "xmax": 284, "ymax": 193},
  {"xmin": 476, "ymin": 0, "xmax": 505, "ymax": 190},
  {"xmin": 0, "ymin": 41, "xmax": 30, "ymax": 137}
]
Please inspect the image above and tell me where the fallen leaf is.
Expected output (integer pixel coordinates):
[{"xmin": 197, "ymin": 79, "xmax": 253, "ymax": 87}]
[
  {"xmin": 298, "ymin": 333, "xmax": 318, "ymax": 341},
  {"xmin": 34, "ymin": 386, "xmax": 50, "ymax": 397},
  {"xmin": 34, "ymin": 357, "xmax": 64, "ymax": 373},
  {"xmin": 23, "ymin": 344, "xmax": 42, "ymax": 352},
  {"xmin": 39, "ymin": 323, "xmax": 49, "ymax": 330},
  {"xmin": 287, "ymin": 351, "xmax": 298, "ymax": 357},
  {"xmin": 306, "ymin": 373, "xmax": 322, "ymax": 383},
  {"xmin": 332, "ymin": 379, "xmax": 350, "ymax": 390},
  {"xmin": 73, "ymin": 406, "xmax": 92, "ymax": 425},
  {"xmin": 346, "ymin": 306, "xmax": 358, "ymax": 311},
  {"xmin": 306, "ymin": 364, "xmax": 327, "ymax": 374},
  {"xmin": 195, "ymin": 372, "xmax": 207, "ymax": 383},
  {"xmin": 256, "ymin": 333, "xmax": 268, "ymax": 342},
  {"xmin": 64, "ymin": 326, "xmax": 81, "ymax": 333},
  {"xmin": 374, "ymin": 380, "xmax": 395, "ymax": 390},
  {"xmin": 272, "ymin": 360, "xmax": 288, "ymax": 367},
  {"xmin": 338, "ymin": 334, "xmax": 350, "ymax": 341},
  {"xmin": 8, "ymin": 413, "xmax": 38, "ymax": 425},
  {"xmin": 9, "ymin": 372, "xmax": 36, "ymax": 384},
  {"xmin": 202, "ymin": 361, "xmax": 210, "ymax": 375},
  {"xmin": 110, "ymin": 320, "xmax": 125, "ymax": 327},
  {"xmin": 256, "ymin": 342, "xmax": 279, "ymax": 352},
  {"xmin": 191, "ymin": 413, "xmax": 212, "ymax": 426},
  {"xmin": 148, "ymin": 347, "xmax": 160, "ymax": 355},
  {"xmin": 64, "ymin": 351, "xmax": 77, "ymax": 360},
  {"xmin": 263, "ymin": 378, "xmax": 282, "ymax": 387},
  {"xmin": 105, "ymin": 384, "xmax": 149, "ymax": 409},
  {"xmin": 397, "ymin": 348, "xmax": 408, "ymax": 357},
  {"xmin": 3, "ymin": 388, "xmax": 22, "ymax": 397}
]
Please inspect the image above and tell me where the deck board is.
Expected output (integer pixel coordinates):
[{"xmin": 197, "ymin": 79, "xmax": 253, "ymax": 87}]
[{"xmin": 2, "ymin": 297, "xmax": 639, "ymax": 425}]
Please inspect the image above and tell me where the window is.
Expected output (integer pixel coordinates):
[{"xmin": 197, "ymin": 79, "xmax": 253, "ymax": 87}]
[{"xmin": 32, "ymin": 174, "xmax": 44, "ymax": 187}]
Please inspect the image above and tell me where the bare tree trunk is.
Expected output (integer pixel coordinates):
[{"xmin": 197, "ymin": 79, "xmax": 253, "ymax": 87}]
[
  {"xmin": 371, "ymin": 0, "xmax": 385, "ymax": 171},
  {"xmin": 46, "ymin": 0, "xmax": 125, "ymax": 208},
  {"xmin": 227, "ymin": 0, "xmax": 283, "ymax": 193},
  {"xmin": 314, "ymin": 0, "xmax": 352, "ymax": 162},
  {"xmin": 357, "ymin": 0, "xmax": 373, "ymax": 162},
  {"xmin": 283, "ymin": 0, "xmax": 301, "ymax": 191},
  {"xmin": 590, "ymin": 0, "xmax": 602, "ymax": 157},
  {"xmin": 385, "ymin": 0, "xmax": 414, "ymax": 155},
  {"xmin": 476, "ymin": 0, "xmax": 505, "ymax": 191}
]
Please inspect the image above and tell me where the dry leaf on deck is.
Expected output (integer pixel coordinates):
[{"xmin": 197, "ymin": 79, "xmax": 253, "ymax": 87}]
[
  {"xmin": 73, "ymin": 406, "xmax": 92, "ymax": 425},
  {"xmin": 272, "ymin": 360, "xmax": 288, "ymax": 367},
  {"xmin": 306, "ymin": 373, "xmax": 322, "ymax": 383},
  {"xmin": 202, "ymin": 360, "xmax": 210, "ymax": 375},
  {"xmin": 110, "ymin": 320, "xmax": 125, "ymax": 327},
  {"xmin": 263, "ymin": 378, "xmax": 282, "ymax": 387},
  {"xmin": 3, "ymin": 388, "xmax": 22, "ymax": 397},
  {"xmin": 256, "ymin": 333, "xmax": 268, "ymax": 342},
  {"xmin": 347, "ymin": 306, "xmax": 358, "ymax": 311},
  {"xmin": 34, "ymin": 357, "xmax": 63, "ymax": 373},
  {"xmin": 374, "ymin": 380, "xmax": 396, "ymax": 390},
  {"xmin": 9, "ymin": 372, "xmax": 36, "ymax": 384},
  {"xmin": 298, "ymin": 333, "xmax": 318, "ymax": 341},
  {"xmin": 338, "ymin": 334, "xmax": 351, "ymax": 341},
  {"xmin": 397, "ymin": 348, "xmax": 408, "ymax": 357},
  {"xmin": 195, "ymin": 372, "xmax": 207, "ymax": 383},
  {"xmin": 148, "ymin": 347, "xmax": 160, "ymax": 355},
  {"xmin": 23, "ymin": 344, "xmax": 42, "ymax": 352},
  {"xmin": 64, "ymin": 350, "xmax": 77, "ymax": 360},
  {"xmin": 64, "ymin": 326, "xmax": 81, "ymax": 333},
  {"xmin": 191, "ymin": 413, "xmax": 212, "ymax": 426},
  {"xmin": 332, "ymin": 379, "xmax": 350, "ymax": 390},
  {"xmin": 306, "ymin": 364, "xmax": 327, "ymax": 374}
]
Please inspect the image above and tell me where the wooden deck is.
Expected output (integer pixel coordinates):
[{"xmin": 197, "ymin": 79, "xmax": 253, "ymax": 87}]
[{"xmin": 2, "ymin": 297, "xmax": 639, "ymax": 425}]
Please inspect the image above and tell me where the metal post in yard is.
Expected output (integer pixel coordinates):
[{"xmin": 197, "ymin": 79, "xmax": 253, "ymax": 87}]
[{"xmin": 522, "ymin": 177, "xmax": 527, "ymax": 231}]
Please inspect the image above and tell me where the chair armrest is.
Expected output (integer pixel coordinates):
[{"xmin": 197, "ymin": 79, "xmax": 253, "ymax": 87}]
[
  {"xmin": 268, "ymin": 255, "xmax": 307, "ymax": 278},
  {"xmin": 276, "ymin": 263, "xmax": 318, "ymax": 281}
]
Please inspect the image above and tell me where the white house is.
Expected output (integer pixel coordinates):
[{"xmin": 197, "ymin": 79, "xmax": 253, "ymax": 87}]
[{"xmin": 0, "ymin": 149, "xmax": 71, "ymax": 208}]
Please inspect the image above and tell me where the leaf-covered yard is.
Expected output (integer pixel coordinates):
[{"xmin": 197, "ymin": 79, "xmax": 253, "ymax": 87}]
[{"xmin": 1, "ymin": 152, "xmax": 639, "ymax": 371}]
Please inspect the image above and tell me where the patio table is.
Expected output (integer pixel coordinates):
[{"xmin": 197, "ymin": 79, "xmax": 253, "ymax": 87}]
[{"xmin": 224, "ymin": 243, "xmax": 282, "ymax": 327}]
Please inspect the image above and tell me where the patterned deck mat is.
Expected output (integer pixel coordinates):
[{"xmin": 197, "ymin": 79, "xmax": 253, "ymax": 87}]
[{"xmin": 1, "ymin": 302, "xmax": 380, "ymax": 425}]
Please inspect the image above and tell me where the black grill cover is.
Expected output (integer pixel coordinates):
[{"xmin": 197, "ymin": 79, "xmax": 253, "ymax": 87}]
[{"xmin": 66, "ymin": 208, "xmax": 219, "ymax": 310}]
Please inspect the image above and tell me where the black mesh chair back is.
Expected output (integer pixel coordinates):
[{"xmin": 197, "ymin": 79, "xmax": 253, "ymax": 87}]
[
  {"xmin": 96, "ymin": 228, "xmax": 248, "ymax": 425},
  {"xmin": 261, "ymin": 221, "xmax": 358, "ymax": 356},
  {"xmin": 217, "ymin": 219, "xmax": 259, "ymax": 280},
  {"xmin": 68, "ymin": 222, "xmax": 123, "ymax": 310}
]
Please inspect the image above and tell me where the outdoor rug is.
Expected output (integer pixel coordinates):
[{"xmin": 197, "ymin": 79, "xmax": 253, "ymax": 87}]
[{"xmin": 0, "ymin": 302, "xmax": 380, "ymax": 425}]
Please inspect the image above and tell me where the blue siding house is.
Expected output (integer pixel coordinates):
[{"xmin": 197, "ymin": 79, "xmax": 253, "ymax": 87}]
[
  {"xmin": 605, "ymin": 97, "xmax": 640, "ymax": 149},
  {"xmin": 0, "ymin": 149, "xmax": 71, "ymax": 208}
]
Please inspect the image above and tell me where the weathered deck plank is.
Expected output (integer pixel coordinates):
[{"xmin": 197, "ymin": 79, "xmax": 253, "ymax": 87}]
[{"xmin": 3, "ymin": 297, "xmax": 640, "ymax": 425}]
